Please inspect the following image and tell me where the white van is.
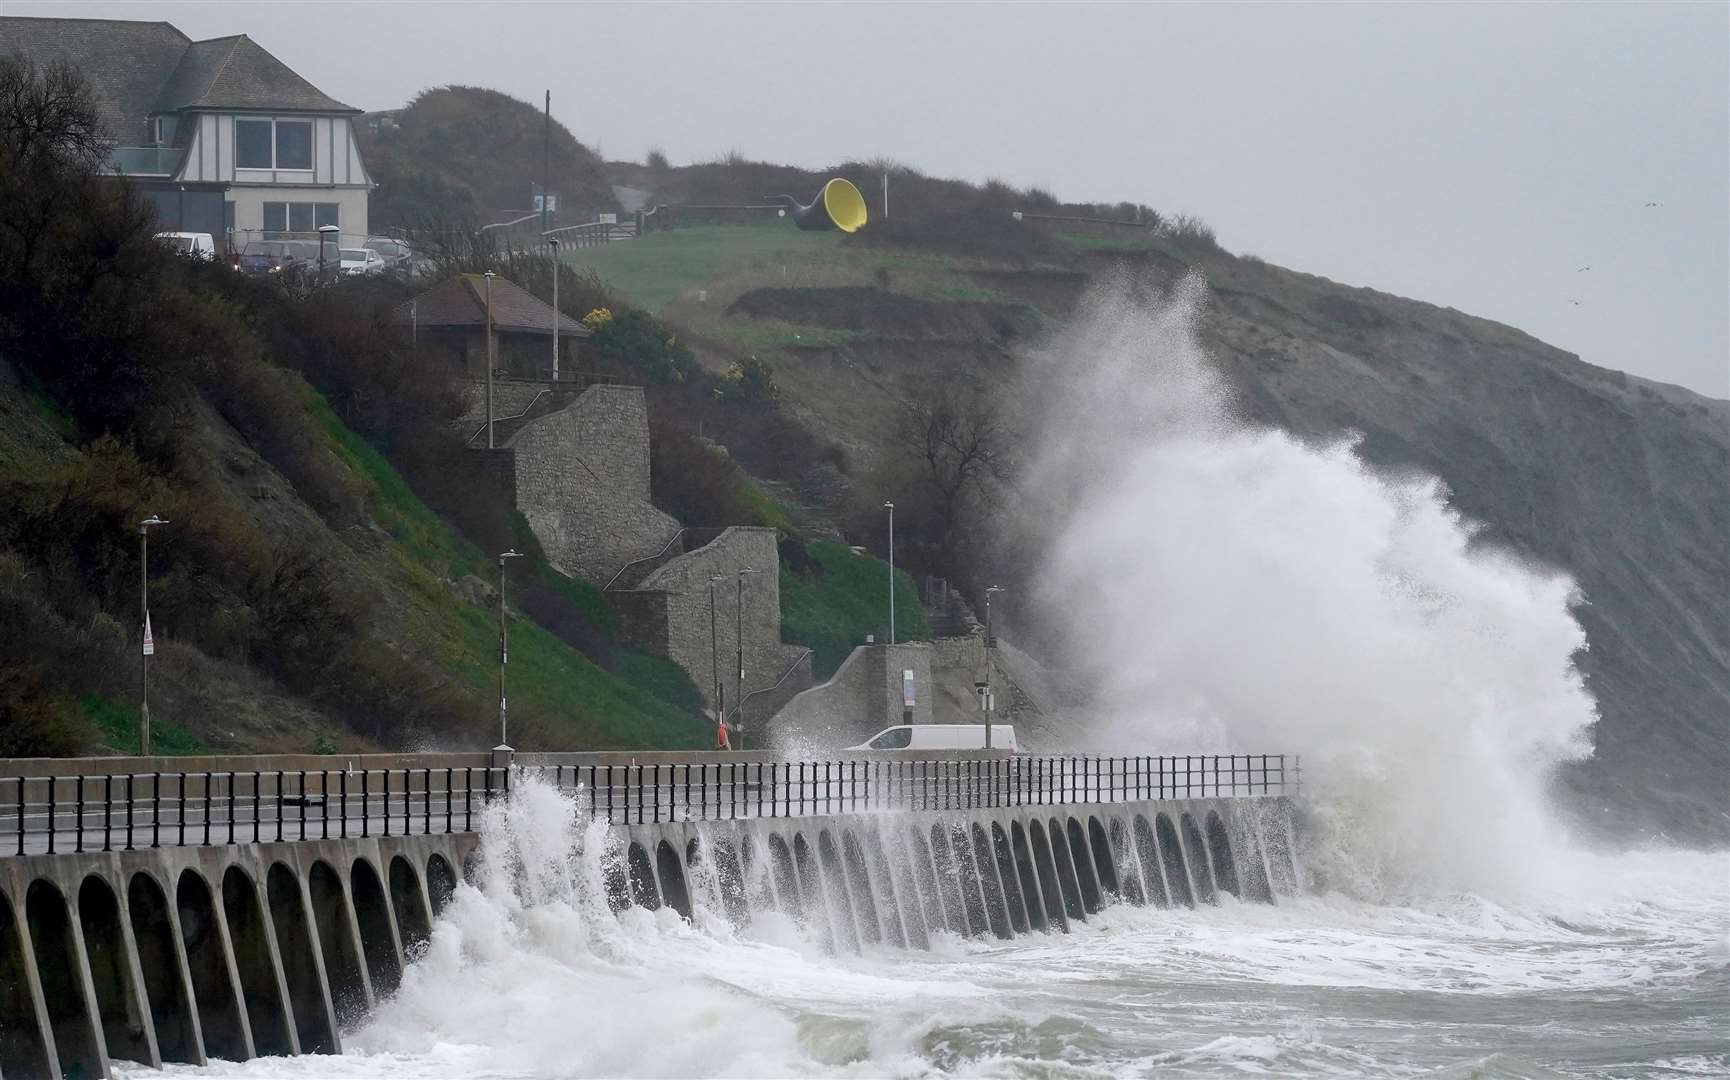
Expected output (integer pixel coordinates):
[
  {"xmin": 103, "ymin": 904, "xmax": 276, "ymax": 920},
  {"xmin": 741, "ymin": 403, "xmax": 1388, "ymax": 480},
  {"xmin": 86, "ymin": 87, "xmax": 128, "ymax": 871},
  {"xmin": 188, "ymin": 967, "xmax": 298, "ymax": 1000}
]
[
  {"xmin": 154, "ymin": 232, "xmax": 217, "ymax": 260},
  {"xmin": 851, "ymin": 724, "xmax": 1018, "ymax": 752}
]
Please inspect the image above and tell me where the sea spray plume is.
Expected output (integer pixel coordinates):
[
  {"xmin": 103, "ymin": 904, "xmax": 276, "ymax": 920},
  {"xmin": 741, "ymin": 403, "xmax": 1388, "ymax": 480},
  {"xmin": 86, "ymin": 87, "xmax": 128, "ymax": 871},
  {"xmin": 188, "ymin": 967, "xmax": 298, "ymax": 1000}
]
[{"xmin": 1019, "ymin": 272, "xmax": 1597, "ymax": 899}]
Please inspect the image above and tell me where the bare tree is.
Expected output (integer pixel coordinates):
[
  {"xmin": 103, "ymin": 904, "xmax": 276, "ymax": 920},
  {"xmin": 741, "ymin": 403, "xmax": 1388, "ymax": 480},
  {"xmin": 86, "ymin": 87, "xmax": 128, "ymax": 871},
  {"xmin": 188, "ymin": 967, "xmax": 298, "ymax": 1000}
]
[{"xmin": 894, "ymin": 379, "xmax": 1013, "ymax": 554}]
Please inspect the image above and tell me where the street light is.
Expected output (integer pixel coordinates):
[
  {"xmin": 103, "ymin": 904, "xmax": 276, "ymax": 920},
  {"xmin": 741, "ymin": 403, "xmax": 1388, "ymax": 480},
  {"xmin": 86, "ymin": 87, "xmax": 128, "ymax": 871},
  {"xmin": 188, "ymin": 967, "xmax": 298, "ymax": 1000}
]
[
  {"xmin": 317, "ymin": 223, "xmax": 340, "ymax": 279},
  {"xmin": 983, "ymin": 585, "xmax": 1005, "ymax": 749},
  {"xmin": 137, "ymin": 514, "xmax": 168, "ymax": 756},
  {"xmin": 708, "ymin": 574, "xmax": 727, "ymax": 747},
  {"xmin": 883, "ymin": 501, "xmax": 895, "ymax": 645},
  {"xmin": 483, "ymin": 270, "xmax": 497, "ymax": 449},
  {"xmin": 496, "ymin": 549, "xmax": 524, "ymax": 748},
  {"xmin": 734, "ymin": 567, "xmax": 760, "ymax": 749},
  {"xmin": 548, "ymin": 237, "xmax": 562, "ymax": 381}
]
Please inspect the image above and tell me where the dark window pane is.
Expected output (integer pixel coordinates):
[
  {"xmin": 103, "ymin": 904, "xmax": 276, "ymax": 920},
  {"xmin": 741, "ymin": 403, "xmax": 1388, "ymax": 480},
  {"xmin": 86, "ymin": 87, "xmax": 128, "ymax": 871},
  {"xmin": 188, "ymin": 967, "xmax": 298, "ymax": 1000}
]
[
  {"xmin": 262, "ymin": 202, "xmax": 287, "ymax": 231},
  {"xmin": 288, "ymin": 202, "xmax": 313, "ymax": 232},
  {"xmin": 236, "ymin": 119, "xmax": 272, "ymax": 168},
  {"xmin": 315, "ymin": 203, "xmax": 339, "ymax": 229},
  {"xmin": 275, "ymin": 120, "xmax": 312, "ymax": 169}
]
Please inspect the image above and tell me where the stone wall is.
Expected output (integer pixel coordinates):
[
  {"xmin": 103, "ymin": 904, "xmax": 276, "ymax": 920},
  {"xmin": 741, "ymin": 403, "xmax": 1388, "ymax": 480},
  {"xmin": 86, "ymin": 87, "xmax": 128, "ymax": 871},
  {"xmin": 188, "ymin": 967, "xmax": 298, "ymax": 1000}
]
[
  {"xmin": 612, "ymin": 527, "xmax": 810, "ymax": 719},
  {"xmin": 506, "ymin": 385, "xmax": 680, "ymax": 583},
  {"xmin": 763, "ymin": 643, "xmax": 935, "ymax": 753}
]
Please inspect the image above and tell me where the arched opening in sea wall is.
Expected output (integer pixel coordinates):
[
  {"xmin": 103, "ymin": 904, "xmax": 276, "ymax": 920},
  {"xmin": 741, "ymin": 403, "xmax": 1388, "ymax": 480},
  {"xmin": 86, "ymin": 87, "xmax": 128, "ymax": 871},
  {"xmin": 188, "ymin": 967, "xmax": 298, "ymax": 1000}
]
[
  {"xmin": 0, "ymin": 887, "xmax": 53, "ymax": 1078},
  {"xmin": 267, "ymin": 863, "xmax": 334, "ymax": 1055},
  {"xmin": 130, "ymin": 870, "xmax": 201, "ymax": 1063},
  {"xmin": 221, "ymin": 867, "xmax": 293, "ymax": 1057},
  {"xmin": 308, "ymin": 860, "xmax": 369, "ymax": 1028},
  {"xmin": 79, "ymin": 874, "xmax": 153, "ymax": 1065}
]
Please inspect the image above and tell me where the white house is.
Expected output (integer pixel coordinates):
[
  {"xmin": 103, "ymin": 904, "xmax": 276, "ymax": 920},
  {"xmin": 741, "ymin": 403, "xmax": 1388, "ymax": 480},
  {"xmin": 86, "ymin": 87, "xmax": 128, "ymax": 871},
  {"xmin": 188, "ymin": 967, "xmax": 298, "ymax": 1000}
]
[{"xmin": 0, "ymin": 16, "xmax": 372, "ymax": 249}]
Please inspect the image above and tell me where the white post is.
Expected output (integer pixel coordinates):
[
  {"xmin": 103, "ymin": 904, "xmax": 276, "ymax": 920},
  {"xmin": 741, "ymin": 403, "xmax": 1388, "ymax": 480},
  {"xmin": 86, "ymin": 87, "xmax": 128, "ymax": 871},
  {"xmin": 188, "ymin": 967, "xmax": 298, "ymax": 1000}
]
[
  {"xmin": 884, "ymin": 501, "xmax": 896, "ymax": 645},
  {"xmin": 484, "ymin": 271, "xmax": 496, "ymax": 448},
  {"xmin": 549, "ymin": 237, "xmax": 561, "ymax": 381}
]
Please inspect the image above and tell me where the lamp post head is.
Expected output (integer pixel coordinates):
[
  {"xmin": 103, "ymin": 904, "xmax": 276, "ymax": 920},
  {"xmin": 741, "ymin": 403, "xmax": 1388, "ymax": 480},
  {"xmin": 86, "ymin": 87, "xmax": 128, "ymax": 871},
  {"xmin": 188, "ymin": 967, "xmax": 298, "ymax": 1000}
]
[
  {"xmin": 483, "ymin": 270, "xmax": 495, "ymax": 280},
  {"xmin": 738, "ymin": 567, "xmax": 759, "ymax": 578},
  {"xmin": 498, "ymin": 549, "xmax": 524, "ymax": 567},
  {"xmin": 549, "ymin": 237, "xmax": 561, "ymax": 250},
  {"xmin": 986, "ymin": 585, "xmax": 1006, "ymax": 596},
  {"xmin": 883, "ymin": 501, "xmax": 894, "ymax": 510},
  {"xmin": 140, "ymin": 514, "xmax": 168, "ymax": 529}
]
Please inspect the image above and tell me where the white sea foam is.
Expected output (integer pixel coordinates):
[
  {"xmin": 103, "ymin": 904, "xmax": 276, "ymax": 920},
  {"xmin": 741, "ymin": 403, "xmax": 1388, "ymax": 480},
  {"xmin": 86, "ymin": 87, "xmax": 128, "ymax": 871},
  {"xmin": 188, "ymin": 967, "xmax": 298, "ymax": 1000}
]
[{"xmin": 1018, "ymin": 273, "xmax": 1598, "ymax": 901}]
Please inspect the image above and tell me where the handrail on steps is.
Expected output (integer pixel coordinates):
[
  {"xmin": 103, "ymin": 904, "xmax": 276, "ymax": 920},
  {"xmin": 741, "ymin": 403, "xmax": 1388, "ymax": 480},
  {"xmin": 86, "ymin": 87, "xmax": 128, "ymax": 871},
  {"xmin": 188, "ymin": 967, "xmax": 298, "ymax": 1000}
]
[
  {"xmin": 466, "ymin": 388, "xmax": 549, "ymax": 448},
  {"xmin": 601, "ymin": 528, "xmax": 688, "ymax": 592},
  {"xmin": 727, "ymin": 649, "xmax": 815, "ymax": 724}
]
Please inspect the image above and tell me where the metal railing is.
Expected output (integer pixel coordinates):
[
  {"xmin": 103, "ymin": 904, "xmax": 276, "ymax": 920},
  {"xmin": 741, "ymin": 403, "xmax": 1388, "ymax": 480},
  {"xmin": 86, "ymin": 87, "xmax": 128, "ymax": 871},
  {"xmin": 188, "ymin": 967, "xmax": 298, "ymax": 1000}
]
[{"xmin": 0, "ymin": 755, "xmax": 1297, "ymax": 856}]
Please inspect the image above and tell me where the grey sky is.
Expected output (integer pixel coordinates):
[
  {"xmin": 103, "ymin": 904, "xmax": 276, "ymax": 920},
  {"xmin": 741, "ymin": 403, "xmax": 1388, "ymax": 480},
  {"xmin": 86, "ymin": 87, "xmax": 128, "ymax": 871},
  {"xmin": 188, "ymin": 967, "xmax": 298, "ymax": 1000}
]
[{"xmin": 14, "ymin": 0, "xmax": 1727, "ymax": 396}]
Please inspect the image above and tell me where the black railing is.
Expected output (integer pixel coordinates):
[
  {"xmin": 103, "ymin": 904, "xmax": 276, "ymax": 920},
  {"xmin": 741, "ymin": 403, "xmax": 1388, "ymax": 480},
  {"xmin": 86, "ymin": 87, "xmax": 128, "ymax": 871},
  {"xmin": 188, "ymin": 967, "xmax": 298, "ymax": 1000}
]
[{"xmin": 1, "ymin": 754, "xmax": 1297, "ymax": 856}]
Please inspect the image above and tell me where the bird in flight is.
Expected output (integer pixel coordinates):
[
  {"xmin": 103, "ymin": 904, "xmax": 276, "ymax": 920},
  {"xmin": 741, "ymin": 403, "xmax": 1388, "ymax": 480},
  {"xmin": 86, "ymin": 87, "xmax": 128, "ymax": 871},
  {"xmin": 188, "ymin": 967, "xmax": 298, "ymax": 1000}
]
[
  {"xmin": 1577, "ymin": 266, "xmax": 1591, "ymax": 272},
  {"xmin": 1567, "ymin": 299, "xmax": 1584, "ymax": 307},
  {"xmin": 1644, "ymin": 201, "xmax": 1663, "ymax": 208}
]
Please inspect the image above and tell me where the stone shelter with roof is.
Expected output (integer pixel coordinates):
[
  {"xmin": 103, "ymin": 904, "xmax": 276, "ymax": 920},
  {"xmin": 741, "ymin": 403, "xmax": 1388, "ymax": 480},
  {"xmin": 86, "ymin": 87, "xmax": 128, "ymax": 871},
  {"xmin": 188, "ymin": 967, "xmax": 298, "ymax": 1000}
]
[
  {"xmin": 392, "ymin": 274, "xmax": 592, "ymax": 382},
  {"xmin": 0, "ymin": 15, "xmax": 370, "ymax": 249}
]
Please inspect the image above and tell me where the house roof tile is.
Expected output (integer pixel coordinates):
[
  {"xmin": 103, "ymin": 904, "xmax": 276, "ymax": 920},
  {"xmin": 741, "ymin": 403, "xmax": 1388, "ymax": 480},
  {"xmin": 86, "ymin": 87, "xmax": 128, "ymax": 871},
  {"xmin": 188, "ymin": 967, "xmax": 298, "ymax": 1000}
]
[
  {"xmin": 395, "ymin": 275, "xmax": 591, "ymax": 338},
  {"xmin": 0, "ymin": 16, "xmax": 187, "ymax": 141},
  {"xmin": 154, "ymin": 34, "xmax": 356, "ymax": 114},
  {"xmin": 0, "ymin": 16, "xmax": 355, "ymax": 148}
]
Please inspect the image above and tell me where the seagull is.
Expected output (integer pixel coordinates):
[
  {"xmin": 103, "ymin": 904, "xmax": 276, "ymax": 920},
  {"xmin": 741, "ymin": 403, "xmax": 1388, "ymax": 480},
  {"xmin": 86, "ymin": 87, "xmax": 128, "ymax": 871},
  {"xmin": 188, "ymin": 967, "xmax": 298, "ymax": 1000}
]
[
  {"xmin": 1576, "ymin": 266, "xmax": 1590, "ymax": 272},
  {"xmin": 1567, "ymin": 299, "xmax": 1583, "ymax": 307},
  {"xmin": 1644, "ymin": 201, "xmax": 1663, "ymax": 208}
]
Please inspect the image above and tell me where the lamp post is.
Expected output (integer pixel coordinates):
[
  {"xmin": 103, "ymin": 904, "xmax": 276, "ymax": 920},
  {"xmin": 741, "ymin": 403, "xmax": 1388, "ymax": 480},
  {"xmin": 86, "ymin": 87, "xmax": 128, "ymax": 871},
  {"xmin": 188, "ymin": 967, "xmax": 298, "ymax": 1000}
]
[
  {"xmin": 317, "ymin": 223, "xmax": 340, "ymax": 279},
  {"xmin": 548, "ymin": 237, "xmax": 562, "ymax": 381},
  {"xmin": 483, "ymin": 270, "xmax": 497, "ymax": 448},
  {"xmin": 138, "ymin": 514, "xmax": 168, "ymax": 756},
  {"xmin": 734, "ymin": 567, "xmax": 759, "ymax": 749},
  {"xmin": 708, "ymin": 574, "xmax": 726, "ymax": 744},
  {"xmin": 883, "ymin": 501, "xmax": 895, "ymax": 645},
  {"xmin": 496, "ymin": 549, "xmax": 524, "ymax": 748},
  {"xmin": 983, "ymin": 585, "xmax": 1005, "ymax": 749}
]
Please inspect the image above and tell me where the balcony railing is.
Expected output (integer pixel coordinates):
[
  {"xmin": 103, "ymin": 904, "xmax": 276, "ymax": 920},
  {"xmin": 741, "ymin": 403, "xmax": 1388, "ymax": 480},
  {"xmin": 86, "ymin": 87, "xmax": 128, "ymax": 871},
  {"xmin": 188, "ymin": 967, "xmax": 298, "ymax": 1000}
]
[{"xmin": 108, "ymin": 146, "xmax": 184, "ymax": 176}]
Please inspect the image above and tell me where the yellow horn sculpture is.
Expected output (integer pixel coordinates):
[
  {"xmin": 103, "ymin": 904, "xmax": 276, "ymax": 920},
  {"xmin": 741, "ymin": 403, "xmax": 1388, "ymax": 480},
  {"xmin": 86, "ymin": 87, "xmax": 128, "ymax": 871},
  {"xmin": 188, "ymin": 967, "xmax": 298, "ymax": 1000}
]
[{"xmin": 769, "ymin": 178, "xmax": 869, "ymax": 233}]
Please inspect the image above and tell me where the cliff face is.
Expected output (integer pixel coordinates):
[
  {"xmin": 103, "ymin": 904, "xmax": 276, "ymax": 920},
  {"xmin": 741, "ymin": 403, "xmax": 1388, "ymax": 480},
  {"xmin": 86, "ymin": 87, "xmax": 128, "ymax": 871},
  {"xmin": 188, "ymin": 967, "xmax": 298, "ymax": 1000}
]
[{"xmin": 1156, "ymin": 248, "xmax": 1727, "ymax": 842}]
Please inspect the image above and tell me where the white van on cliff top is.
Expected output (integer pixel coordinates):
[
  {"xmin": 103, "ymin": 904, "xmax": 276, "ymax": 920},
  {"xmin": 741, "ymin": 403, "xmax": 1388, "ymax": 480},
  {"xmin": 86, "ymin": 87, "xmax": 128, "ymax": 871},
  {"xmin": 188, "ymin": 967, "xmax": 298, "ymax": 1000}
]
[{"xmin": 850, "ymin": 724, "xmax": 1018, "ymax": 752}]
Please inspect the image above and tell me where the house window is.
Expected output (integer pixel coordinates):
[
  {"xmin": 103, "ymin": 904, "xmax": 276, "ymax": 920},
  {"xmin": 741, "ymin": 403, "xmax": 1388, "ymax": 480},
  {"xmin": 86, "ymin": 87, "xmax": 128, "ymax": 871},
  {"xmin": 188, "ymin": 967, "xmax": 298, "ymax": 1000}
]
[
  {"xmin": 261, "ymin": 201, "xmax": 340, "ymax": 234},
  {"xmin": 275, "ymin": 120, "xmax": 312, "ymax": 169},
  {"xmin": 235, "ymin": 118, "xmax": 314, "ymax": 170},
  {"xmin": 236, "ymin": 119, "xmax": 273, "ymax": 168}
]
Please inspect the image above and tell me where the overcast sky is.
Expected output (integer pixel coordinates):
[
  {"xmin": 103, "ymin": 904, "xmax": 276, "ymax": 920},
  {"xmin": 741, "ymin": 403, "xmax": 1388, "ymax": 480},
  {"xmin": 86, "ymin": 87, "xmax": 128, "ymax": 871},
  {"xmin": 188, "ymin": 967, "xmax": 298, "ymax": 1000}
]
[{"xmin": 14, "ymin": 0, "xmax": 1727, "ymax": 396}]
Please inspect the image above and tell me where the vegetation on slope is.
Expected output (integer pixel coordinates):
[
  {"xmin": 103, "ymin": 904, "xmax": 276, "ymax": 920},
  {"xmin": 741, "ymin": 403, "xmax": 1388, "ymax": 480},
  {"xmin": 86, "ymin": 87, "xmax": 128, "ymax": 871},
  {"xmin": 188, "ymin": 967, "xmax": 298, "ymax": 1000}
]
[
  {"xmin": 360, "ymin": 85, "xmax": 617, "ymax": 229},
  {"xmin": 780, "ymin": 540, "xmax": 928, "ymax": 679}
]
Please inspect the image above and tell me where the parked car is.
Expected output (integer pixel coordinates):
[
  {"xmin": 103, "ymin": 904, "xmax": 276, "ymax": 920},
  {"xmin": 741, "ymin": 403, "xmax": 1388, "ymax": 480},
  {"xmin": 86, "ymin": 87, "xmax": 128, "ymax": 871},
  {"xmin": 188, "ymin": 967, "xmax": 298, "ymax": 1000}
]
[
  {"xmin": 339, "ymin": 248, "xmax": 386, "ymax": 276},
  {"xmin": 363, "ymin": 236, "xmax": 417, "ymax": 273},
  {"xmin": 238, "ymin": 240, "xmax": 327, "ymax": 276},
  {"xmin": 154, "ymin": 231, "xmax": 217, "ymax": 260},
  {"xmin": 850, "ymin": 724, "xmax": 1019, "ymax": 751}
]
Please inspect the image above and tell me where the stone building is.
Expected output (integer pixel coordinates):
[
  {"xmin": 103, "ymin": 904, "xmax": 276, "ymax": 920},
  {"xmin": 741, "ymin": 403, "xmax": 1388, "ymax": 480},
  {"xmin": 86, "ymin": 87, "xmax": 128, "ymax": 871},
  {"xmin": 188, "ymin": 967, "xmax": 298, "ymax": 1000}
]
[
  {"xmin": 457, "ymin": 381, "xmax": 680, "ymax": 584},
  {"xmin": 395, "ymin": 274, "xmax": 591, "ymax": 382},
  {"xmin": 762, "ymin": 643, "xmax": 935, "ymax": 753},
  {"xmin": 610, "ymin": 528, "xmax": 812, "ymax": 726}
]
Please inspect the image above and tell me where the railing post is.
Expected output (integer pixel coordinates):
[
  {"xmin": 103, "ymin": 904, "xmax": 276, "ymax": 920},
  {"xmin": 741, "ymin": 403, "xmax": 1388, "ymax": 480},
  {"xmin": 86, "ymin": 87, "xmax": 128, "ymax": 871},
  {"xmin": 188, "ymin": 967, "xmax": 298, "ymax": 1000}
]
[
  {"xmin": 46, "ymin": 778, "xmax": 56, "ymax": 855},
  {"xmin": 103, "ymin": 774, "xmax": 113, "ymax": 852},
  {"xmin": 75, "ymin": 775, "xmax": 85, "ymax": 853},
  {"xmin": 15, "ymin": 778, "xmax": 25, "ymax": 856}
]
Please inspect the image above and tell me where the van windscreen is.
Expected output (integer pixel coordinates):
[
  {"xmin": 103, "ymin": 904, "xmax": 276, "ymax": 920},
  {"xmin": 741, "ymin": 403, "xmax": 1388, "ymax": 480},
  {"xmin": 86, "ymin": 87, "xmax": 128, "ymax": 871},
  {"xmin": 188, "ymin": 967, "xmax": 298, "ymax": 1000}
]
[{"xmin": 870, "ymin": 727, "xmax": 912, "ymax": 750}]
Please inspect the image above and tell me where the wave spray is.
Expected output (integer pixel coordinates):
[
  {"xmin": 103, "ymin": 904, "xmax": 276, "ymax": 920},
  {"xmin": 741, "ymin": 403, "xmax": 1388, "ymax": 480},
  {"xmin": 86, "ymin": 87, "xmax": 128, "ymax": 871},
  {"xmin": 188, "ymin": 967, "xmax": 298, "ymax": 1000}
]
[{"xmin": 1021, "ymin": 274, "xmax": 1598, "ymax": 899}]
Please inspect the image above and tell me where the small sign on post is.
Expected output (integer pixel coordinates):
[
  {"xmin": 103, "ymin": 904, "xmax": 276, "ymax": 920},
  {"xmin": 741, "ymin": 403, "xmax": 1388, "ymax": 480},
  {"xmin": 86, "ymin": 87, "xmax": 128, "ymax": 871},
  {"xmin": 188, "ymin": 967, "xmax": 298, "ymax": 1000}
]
[
  {"xmin": 902, "ymin": 668, "xmax": 916, "ymax": 708},
  {"xmin": 142, "ymin": 613, "xmax": 155, "ymax": 656}
]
